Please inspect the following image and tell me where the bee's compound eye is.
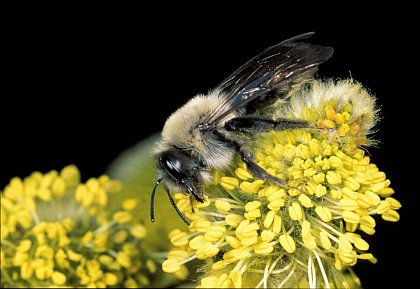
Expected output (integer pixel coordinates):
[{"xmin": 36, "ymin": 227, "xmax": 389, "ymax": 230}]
[{"xmin": 160, "ymin": 153, "xmax": 185, "ymax": 182}]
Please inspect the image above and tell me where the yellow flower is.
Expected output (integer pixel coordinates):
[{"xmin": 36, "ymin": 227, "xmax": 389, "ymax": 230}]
[
  {"xmin": 0, "ymin": 165, "xmax": 157, "ymax": 288},
  {"xmin": 162, "ymin": 80, "xmax": 400, "ymax": 288}
]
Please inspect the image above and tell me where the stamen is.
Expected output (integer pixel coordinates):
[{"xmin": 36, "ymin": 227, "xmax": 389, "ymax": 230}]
[
  {"xmin": 314, "ymin": 251, "xmax": 330, "ymax": 289},
  {"xmin": 263, "ymin": 260, "xmax": 270, "ymax": 289},
  {"xmin": 179, "ymin": 253, "xmax": 198, "ymax": 265},
  {"xmin": 31, "ymin": 211, "xmax": 40, "ymax": 224},
  {"xmin": 270, "ymin": 259, "xmax": 294, "ymax": 274},
  {"xmin": 278, "ymin": 262, "xmax": 296, "ymax": 288},
  {"xmin": 255, "ymin": 260, "xmax": 271, "ymax": 289}
]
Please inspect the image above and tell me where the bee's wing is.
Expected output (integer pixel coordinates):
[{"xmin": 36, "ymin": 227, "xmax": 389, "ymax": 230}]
[{"xmin": 201, "ymin": 32, "xmax": 333, "ymax": 129}]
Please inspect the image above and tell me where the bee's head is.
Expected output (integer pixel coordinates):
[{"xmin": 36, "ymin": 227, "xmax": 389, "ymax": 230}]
[
  {"xmin": 150, "ymin": 148, "xmax": 207, "ymax": 225},
  {"xmin": 156, "ymin": 149, "xmax": 204, "ymax": 200},
  {"xmin": 159, "ymin": 150, "xmax": 187, "ymax": 185}
]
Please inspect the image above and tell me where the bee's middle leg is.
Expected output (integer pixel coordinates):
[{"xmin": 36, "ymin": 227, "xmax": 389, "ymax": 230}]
[
  {"xmin": 239, "ymin": 146, "xmax": 295, "ymax": 190},
  {"xmin": 214, "ymin": 129, "xmax": 299, "ymax": 191}
]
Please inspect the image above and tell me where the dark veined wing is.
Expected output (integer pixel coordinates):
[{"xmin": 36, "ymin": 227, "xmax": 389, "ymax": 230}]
[{"xmin": 199, "ymin": 32, "xmax": 333, "ymax": 130}]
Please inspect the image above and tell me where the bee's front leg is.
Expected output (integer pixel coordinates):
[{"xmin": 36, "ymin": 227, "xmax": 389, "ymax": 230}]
[{"xmin": 189, "ymin": 194, "xmax": 196, "ymax": 213}]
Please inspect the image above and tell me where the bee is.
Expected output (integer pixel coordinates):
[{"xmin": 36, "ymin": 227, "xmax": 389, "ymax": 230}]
[{"xmin": 151, "ymin": 32, "xmax": 333, "ymax": 225}]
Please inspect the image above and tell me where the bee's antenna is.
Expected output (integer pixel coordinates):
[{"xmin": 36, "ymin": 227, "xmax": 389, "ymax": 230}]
[
  {"xmin": 150, "ymin": 178, "xmax": 162, "ymax": 223},
  {"xmin": 150, "ymin": 178, "xmax": 191, "ymax": 226},
  {"xmin": 165, "ymin": 189, "xmax": 191, "ymax": 226}
]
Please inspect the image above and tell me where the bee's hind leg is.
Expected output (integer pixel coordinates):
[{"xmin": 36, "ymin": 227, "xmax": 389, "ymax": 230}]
[{"xmin": 225, "ymin": 116, "xmax": 310, "ymax": 134}]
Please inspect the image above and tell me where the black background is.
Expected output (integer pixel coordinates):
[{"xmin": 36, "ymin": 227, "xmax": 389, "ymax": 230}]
[{"xmin": 1, "ymin": 6, "xmax": 415, "ymax": 288}]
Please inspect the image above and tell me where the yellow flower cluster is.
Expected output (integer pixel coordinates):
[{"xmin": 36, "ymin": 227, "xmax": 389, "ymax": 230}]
[
  {"xmin": 1, "ymin": 165, "xmax": 155, "ymax": 288},
  {"xmin": 162, "ymin": 80, "xmax": 401, "ymax": 288}
]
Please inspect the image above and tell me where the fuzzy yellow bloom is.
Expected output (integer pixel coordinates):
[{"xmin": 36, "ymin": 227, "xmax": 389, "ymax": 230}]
[
  {"xmin": 0, "ymin": 165, "xmax": 157, "ymax": 288},
  {"xmin": 161, "ymin": 80, "xmax": 400, "ymax": 288}
]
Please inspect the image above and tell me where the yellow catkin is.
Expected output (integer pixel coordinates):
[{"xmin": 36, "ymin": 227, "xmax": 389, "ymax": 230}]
[
  {"xmin": 3, "ymin": 165, "xmax": 157, "ymax": 287},
  {"xmin": 160, "ymin": 83, "xmax": 400, "ymax": 288}
]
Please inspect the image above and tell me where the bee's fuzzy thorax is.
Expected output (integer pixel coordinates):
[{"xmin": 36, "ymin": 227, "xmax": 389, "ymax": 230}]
[{"xmin": 154, "ymin": 91, "xmax": 237, "ymax": 169}]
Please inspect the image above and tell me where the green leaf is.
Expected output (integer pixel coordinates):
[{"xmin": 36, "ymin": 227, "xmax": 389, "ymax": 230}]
[
  {"xmin": 107, "ymin": 133, "xmax": 189, "ymax": 287},
  {"xmin": 107, "ymin": 133, "xmax": 189, "ymax": 250}
]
